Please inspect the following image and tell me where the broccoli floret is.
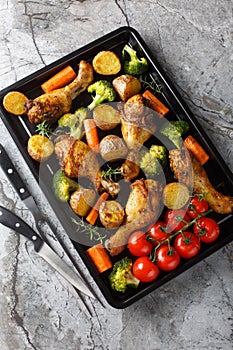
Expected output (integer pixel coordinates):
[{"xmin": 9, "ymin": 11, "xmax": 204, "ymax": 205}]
[
  {"xmin": 87, "ymin": 80, "xmax": 116, "ymax": 110},
  {"xmin": 109, "ymin": 257, "xmax": 140, "ymax": 293},
  {"xmin": 140, "ymin": 151, "xmax": 161, "ymax": 178},
  {"xmin": 160, "ymin": 120, "xmax": 190, "ymax": 149},
  {"xmin": 150, "ymin": 145, "xmax": 167, "ymax": 168},
  {"xmin": 53, "ymin": 170, "xmax": 79, "ymax": 202},
  {"xmin": 58, "ymin": 107, "xmax": 88, "ymax": 140},
  {"xmin": 122, "ymin": 44, "xmax": 148, "ymax": 75}
]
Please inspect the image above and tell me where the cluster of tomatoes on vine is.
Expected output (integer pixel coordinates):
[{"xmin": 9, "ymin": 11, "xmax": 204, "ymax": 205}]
[{"xmin": 127, "ymin": 194, "xmax": 220, "ymax": 283}]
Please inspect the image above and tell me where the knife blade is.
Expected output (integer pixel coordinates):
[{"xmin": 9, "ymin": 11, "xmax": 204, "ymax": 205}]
[{"xmin": 0, "ymin": 205, "xmax": 95, "ymax": 299}]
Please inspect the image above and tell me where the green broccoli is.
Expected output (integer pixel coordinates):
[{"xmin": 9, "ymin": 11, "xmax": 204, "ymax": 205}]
[
  {"xmin": 140, "ymin": 144, "xmax": 167, "ymax": 178},
  {"xmin": 58, "ymin": 107, "xmax": 88, "ymax": 140},
  {"xmin": 87, "ymin": 80, "xmax": 116, "ymax": 110},
  {"xmin": 150, "ymin": 145, "xmax": 167, "ymax": 168},
  {"xmin": 160, "ymin": 120, "xmax": 190, "ymax": 149},
  {"xmin": 122, "ymin": 44, "xmax": 148, "ymax": 75},
  {"xmin": 109, "ymin": 257, "xmax": 140, "ymax": 293},
  {"xmin": 53, "ymin": 170, "xmax": 79, "ymax": 202},
  {"xmin": 140, "ymin": 151, "xmax": 161, "ymax": 178}
]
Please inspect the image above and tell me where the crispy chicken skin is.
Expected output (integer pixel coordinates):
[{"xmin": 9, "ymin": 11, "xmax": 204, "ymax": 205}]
[
  {"xmin": 105, "ymin": 179, "xmax": 163, "ymax": 256},
  {"xmin": 192, "ymin": 156, "xmax": 233, "ymax": 214},
  {"xmin": 55, "ymin": 135, "xmax": 101, "ymax": 191},
  {"xmin": 169, "ymin": 147, "xmax": 194, "ymax": 190},
  {"xmin": 121, "ymin": 94, "xmax": 156, "ymax": 149},
  {"xmin": 169, "ymin": 148, "xmax": 233, "ymax": 214},
  {"xmin": 121, "ymin": 150, "xmax": 140, "ymax": 181},
  {"xmin": 25, "ymin": 60, "xmax": 94, "ymax": 124}
]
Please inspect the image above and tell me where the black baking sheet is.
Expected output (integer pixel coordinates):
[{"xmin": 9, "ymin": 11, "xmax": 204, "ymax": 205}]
[{"xmin": 0, "ymin": 27, "xmax": 232, "ymax": 308}]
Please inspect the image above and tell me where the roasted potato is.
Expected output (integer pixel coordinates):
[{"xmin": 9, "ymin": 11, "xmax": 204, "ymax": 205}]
[
  {"xmin": 3, "ymin": 91, "xmax": 28, "ymax": 115},
  {"xmin": 92, "ymin": 51, "xmax": 121, "ymax": 75},
  {"xmin": 100, "ymin": 135, "xmax": 128, "ymax": 162},
  {"xmin": 99, "ymin": 200, "xmax": 125, "ymax": 228},
  {"xmin": 70, "ymin": 188, "xmax": 96, "ymax": 217},
  {"xmin": 112, "ymin": 74, "xmax": 141, "ymax": 102},
  {"xmin": 93, "ymin": 104, "xmax": 121, "ymax": 130},
  {"xmin": 163, "ymin": 182, "xmax": 190, "ymax": 210},
  {"xmin": 27, "ymin": 135, "xmax": 54, "ymax": 162}
]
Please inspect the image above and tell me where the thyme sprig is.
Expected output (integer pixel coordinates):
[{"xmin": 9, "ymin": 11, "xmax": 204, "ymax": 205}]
[
  {"xmin": 71, "ymin": 217, "xmax": 107, "ymax": 245},
  {"xmin": 101, "ymin": 165, "xmax": 121, "ymax": 181},
  {"xmin": 36, "ymin": 121, "xmax": 53, "ymax": 137},
  {"xmin": 139, "ymin": 75, "xmax": 163, "ymax": 94}
]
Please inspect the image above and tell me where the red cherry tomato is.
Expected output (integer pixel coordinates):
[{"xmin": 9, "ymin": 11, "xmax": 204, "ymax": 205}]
[
  {"xmin": 128, "ymin": 231, "xmax": 153, "ymax": 257},
  {"xmin": 164, "ymin": 209, "xmax": 191, "ymax": 233},
  {"xmin": 174, "ymin": 231, "xmax": 201, "ymax": 259},
  {"xmin": 133, "ymin": 257, "xmax": 159, "ymax": 282},
  {"xmin": 147, "ymin": 221, "xmax": 169, "ymax": 245},
  {"xmin": 187, "ymin": 196, "xmax": 209, "ymax": 219},
  {"xmin": 156, "ymin": 245, "xmax": 180, "ymax": 271},
  {"xmin": 193, "ymin": 217, "xmax": 220, "ymax": 243}
]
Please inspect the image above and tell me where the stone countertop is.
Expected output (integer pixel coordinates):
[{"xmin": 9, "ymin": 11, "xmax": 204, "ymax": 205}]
[{"xmin": 0, "ymin": 1, "xmax": 232, "ymax": 349}]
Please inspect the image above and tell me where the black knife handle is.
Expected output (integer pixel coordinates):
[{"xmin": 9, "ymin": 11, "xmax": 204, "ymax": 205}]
[
  {"xmin": 0, "ymin": 143, "xmax": 31, "ymax": 201},
  {"xmin": 0, "ymin": 205, "xmax": 43, "ymax": 252}
]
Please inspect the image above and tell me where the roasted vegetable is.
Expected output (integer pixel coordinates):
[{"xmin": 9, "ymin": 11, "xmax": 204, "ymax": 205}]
[
  {"xmin": 53, "ymin": 170, "xmax": 79, "ymax": 202},
  {"xmin": 41, "ymin": 65, "xmax": 77, "ymax": 93},
  {"xmin": 3, "ymin": 91, "xmax": 28, "ymax": 115},
  {"xmin": 99, "ymin": 135, "xmax": 128, "ymax": 162},
  {"xmin": 27, "ymin": 134, "xmax": 54, "ymax": 162},
  {"xmin": 109, "ymin": 257, "xmax": 140, "ymax": 293},
  {"xmin": 140, "ymin": 145, "xmax": 166, "ymax": 178},
  {"xmin": 149, "ymin": 145, "xmax": 167, "ymax": 167},
  {"xmin": 122, "ymin": 44, "xmax": 148, "ymax": 75},
  {"xmin": 160, "ymin": 120, "xmax": 190, "ymax": 149},
  {"xmin": 58, "ymin": 107, "xmax": 88, "ymax": 140},
  {"xmin": 86, "ymin": 244, "xmax": 113, "ymax": 273},
  {"xmin": 87, "ymin": 80, "xmax": 116, "ymax": 110},
  {"xmin": 112, "ymin": 74, "xmax": 141, "ymax": 102},
  {"xmin": 70, "ymin": 188, "xmax": 96, "ymax": 216},
  {"xmin": 142, "ymin": 90, "xmax": 169, "ymax": 117},
  {"xmin": 92, "ymin": 50, "xmax": 121, "ymax": 75},
  {"xmin": 163, "ymin": 182, "xmax": 190, "ymax": 210},
  {"xmin": 99, "ymin": 200, "xmax": 125, "ymax": 228},
  {"xmin": 93, "ymin": 104, "xmax": 121, "ymax": 130}
]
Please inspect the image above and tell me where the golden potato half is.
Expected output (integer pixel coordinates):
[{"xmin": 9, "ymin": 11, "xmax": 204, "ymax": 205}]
[
  {"xmin": 3, "ymin": 91, "xmax": 28, "ymax": 115},
  {"xmin": 92, "ymin": 51, "xmax": 121, "ymax": 75}
]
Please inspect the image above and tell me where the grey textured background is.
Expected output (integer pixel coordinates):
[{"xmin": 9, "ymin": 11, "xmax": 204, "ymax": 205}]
[{"xmin": 0, "ymin": 1, "xmax": 232, "ymax": 349}]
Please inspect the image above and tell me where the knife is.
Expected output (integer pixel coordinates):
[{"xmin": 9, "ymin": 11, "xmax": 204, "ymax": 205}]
[
  {"xmin": 0, "ymin": 143, "xmax": 102, "ymax": 306},
  {"xmin": 0, "ymin": 205, "xmax": 95, "ymax": 299}
]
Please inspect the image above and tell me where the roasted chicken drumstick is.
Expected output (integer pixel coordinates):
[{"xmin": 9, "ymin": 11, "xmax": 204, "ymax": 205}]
[{"xmin": 25, "ymin": 60, "xmax": 94, "ymax": 124}]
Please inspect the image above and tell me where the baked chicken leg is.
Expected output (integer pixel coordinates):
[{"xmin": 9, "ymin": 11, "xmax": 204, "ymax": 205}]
[
  {"xmin": 105, "ymin": 179, "xmax": 163, "ymax": 256},
  {"xmin": 25, "ymin": 60, "xmax": 94, "ymax": 124}
]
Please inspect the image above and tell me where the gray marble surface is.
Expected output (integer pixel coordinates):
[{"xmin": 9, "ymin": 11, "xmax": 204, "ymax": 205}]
[{"xmin": 0, "ymin": 1, "xmax": 232, "ymax": 349}]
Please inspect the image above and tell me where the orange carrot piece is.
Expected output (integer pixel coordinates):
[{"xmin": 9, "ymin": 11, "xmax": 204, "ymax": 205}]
[
  {"xmin": 84, "ymin": 119, "xmax": 100, "ymax": 153},
  {"xmin": 41, "ymin": 65, "xmax": 77, "ymax": 93},
  {"xmin": 184, "ymin": 135, "xmax": 210, "ymax": 165},
  {"xmin": 142, "ymin": 89, "xmax": 169, "ymax": 117},
  {"xmin": 86, "ymin": 244, "xmax": 113, "ymax": 273},
  {"xmin": 86, "ymin": 192, "xmax": 109, "ymax": 225}
]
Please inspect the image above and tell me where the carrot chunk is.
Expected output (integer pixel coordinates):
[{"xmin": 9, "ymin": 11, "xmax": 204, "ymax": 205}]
[
  {"xmin": 84, "ymin": 119, "xmax": 100, "ymax": 153},
  {"xmin": 41, "ymin": 65, "xmax": 77, "ymax": 93},
  {"xmin": 142, "ymin": 89, "xmax": 169, "ymax": 117},
  {"xmin": 86, "ymin": 192, "xmax": 109, "ymax": 225},
  {"xmin": 86, "ymin": 244, "xmax": 113, "ymax": 273},
  {"xmin": 184, "ymin": 135, "xmax": 210, "ymax": 165}
]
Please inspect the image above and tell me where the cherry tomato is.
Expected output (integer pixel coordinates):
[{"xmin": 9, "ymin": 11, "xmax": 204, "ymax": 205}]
[
  {"xmin": 147, "ymin": 221, "xmax": 169, "ymax": 245},
  {"xmin": 133, "ymin": 257, "xmax": 159, "ymax": 282},
  {"xmin": 193, "ymin": 217, "xmax": 220, "ymax": 243},
  {"xmin": 187, "ymin": 195, "xmax": 209, "ymax": 219},
  {"xmin": 174, "ymin": 231, "xmax": 201, "ymax": 259},
  {"xmin": 156, "ymin": 245, "xmax": 180, "ymax": 271},
  {"xmin": 164, "ymin": 209, "xmax": 191, "ymax": 233},
  {"xmin": 128, "ymin": 231, "xmax": 153, "ymax": 257}
]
